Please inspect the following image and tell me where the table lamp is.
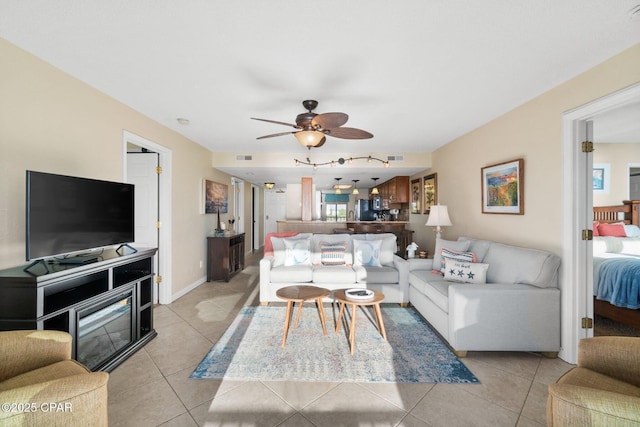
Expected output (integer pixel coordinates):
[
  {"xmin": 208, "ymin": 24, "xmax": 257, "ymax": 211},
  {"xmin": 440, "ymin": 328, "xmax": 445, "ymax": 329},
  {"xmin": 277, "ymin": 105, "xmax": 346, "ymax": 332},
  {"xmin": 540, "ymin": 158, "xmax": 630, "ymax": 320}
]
[{"xmin": 425, "ymin": 205, "xmax": 452, "ymax": 240}]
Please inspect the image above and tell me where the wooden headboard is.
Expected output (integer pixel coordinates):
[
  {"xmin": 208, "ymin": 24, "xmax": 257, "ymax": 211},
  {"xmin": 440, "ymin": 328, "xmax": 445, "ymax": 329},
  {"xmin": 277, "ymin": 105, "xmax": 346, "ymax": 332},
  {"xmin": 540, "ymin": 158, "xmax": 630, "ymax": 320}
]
[{"xmin": 593, "ymin": 200, "xmax": 640, "ymax": 226}]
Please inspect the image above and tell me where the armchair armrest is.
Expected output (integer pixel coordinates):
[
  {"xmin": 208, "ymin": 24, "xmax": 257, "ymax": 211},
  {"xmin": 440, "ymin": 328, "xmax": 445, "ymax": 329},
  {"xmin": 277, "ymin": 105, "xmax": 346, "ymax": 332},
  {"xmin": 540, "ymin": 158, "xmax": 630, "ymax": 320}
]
[
  {"xmin": 0, "ymin": 372, "xmax": 109, "ymax": 426},
  {"xmin": 578, "ymin": 336, "xmax": 640, "ymax": 388},
  {"xmin": 547, "ymin": 384, "xmax": 640, "ymax": 425},
  {"xmin": 0, "ymin": 330, "xmax": 72, "ymax": 382}
]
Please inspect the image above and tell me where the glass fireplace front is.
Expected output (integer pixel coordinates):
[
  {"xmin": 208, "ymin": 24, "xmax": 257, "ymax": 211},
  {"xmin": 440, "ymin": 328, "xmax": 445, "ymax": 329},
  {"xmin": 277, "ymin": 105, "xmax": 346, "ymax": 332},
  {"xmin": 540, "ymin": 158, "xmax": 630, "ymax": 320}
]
[{"xmin": 76, "ymin": 289, "xmax": 134, "ymax": 370}]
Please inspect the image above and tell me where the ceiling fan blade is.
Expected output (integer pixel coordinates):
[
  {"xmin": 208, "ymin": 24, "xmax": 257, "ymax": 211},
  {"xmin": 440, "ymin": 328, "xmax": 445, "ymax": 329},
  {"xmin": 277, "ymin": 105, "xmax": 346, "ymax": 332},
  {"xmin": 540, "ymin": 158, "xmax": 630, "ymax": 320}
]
[
  {"xmin": 256, "ymin": 131, "xmax": 296, "ymax": 140},
  {"xmin": 251, "ymin": 117, "xmax": 300, "ymax": 129},
  {"xmin": 326, "ymin": 127, "xmax": 374, "ymax": 139},
  {"xmin": 312, "ymin": 112, "xmax": 348, "ymax": 129}
]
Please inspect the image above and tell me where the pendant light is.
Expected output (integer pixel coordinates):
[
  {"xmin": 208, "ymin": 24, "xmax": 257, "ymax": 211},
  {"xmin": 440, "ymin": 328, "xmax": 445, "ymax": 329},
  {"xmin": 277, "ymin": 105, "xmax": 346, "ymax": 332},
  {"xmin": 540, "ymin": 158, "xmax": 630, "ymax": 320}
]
[
  {"xmin": 352, "ymin": 179, "xmax": 360, "ymax": 195},
  {"xmin": 371, "ymin": 177, "xmax": 380, "ymax": 195},
  {"xmin": 334, "ymin": 178, "xmax": 342, "ymax": 194}
]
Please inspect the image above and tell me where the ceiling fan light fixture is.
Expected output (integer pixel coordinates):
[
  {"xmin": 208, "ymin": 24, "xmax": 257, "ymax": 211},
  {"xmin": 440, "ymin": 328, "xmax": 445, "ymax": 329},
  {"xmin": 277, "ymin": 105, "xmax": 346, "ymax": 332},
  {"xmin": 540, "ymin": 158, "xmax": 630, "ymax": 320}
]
[{"xmin": 294, "ymin": 130, "xmax": 325, "ymax": 147}]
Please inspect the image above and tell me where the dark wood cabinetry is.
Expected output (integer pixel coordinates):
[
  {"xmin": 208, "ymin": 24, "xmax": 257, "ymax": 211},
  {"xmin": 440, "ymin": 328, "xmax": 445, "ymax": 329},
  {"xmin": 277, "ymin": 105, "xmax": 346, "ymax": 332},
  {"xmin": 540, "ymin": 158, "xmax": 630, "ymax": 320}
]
[
  {"xmin": 378, "ymin": 176, "xmax": 410, "ymax": 208},
  {"xmin": 207, "ymin": 232, "xmax": 245, "ymax": 282},
  {"xmin": 0, "ymin": 248, "xmax": 157, "ymax": 372}
]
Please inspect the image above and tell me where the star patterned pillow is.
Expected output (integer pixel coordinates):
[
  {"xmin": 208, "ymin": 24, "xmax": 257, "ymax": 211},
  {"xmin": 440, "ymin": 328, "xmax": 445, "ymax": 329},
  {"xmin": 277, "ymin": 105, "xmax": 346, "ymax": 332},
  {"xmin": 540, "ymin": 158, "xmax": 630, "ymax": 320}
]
[{"xmin": 443, "ymin": 258, "xmax": 489, "ymax": 284}]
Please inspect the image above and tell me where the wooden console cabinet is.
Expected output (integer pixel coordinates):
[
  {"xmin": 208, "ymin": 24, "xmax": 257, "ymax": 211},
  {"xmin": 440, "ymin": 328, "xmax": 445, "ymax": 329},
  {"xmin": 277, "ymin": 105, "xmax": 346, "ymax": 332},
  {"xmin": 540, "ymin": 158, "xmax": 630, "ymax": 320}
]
[
  {"xmin": 207, "ymin": 232, "xmax": 245, "ymax": 282},
  {"xmin": 0, "ymin": 247, "xmax": 157, "ymax": 372}
]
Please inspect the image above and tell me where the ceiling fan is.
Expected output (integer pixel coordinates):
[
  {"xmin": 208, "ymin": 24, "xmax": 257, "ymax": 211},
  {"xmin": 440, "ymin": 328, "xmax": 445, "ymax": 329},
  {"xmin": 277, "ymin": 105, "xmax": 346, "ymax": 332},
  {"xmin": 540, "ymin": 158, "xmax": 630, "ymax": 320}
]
[{"xmin": 251, "ymin": 100, "xmax": 373, "ymax": 149}]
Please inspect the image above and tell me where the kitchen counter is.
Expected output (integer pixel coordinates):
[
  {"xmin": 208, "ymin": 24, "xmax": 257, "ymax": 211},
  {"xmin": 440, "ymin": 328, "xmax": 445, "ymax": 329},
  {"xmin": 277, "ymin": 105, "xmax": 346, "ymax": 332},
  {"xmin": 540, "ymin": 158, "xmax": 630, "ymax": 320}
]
[{"xmin": 276, "ymin": 220, "xmax": 410, "ymax": 234}]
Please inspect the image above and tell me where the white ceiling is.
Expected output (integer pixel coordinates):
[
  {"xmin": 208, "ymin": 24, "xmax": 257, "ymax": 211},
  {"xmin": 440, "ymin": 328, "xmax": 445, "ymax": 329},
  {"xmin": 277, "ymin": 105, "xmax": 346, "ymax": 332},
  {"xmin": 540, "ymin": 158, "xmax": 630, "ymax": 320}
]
[{"xmin": 1, "ymin": 1, "xmax": 640, "ymax": 190}]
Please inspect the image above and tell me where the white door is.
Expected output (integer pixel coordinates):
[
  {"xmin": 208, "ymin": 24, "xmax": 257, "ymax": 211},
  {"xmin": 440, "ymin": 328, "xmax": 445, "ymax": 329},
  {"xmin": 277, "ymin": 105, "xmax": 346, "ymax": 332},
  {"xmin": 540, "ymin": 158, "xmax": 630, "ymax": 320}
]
[
  {"xmin": 264, "ymin": 190, "xmax": 287, "ymax": 237},
  {"xmin": 127, "ymin": 152, "xmax": 159, "ymax": 301}
]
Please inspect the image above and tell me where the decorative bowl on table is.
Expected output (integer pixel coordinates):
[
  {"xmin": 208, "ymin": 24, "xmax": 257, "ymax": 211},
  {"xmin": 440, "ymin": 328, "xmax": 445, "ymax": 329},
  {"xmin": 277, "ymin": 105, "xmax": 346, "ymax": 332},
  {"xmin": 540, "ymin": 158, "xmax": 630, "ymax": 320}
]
[{"xmin": 345, "ymin": 288, "xmax": 375, "ymax": 301}]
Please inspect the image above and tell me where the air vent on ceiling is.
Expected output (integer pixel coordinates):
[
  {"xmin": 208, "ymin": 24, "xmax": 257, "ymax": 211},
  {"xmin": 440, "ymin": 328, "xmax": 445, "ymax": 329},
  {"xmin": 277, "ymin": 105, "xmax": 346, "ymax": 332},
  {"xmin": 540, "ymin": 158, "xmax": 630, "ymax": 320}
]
[
  {"xmin": 386, "ymin": 155, "xmax": 404, "ymax": 162},
  {"xmin": 236, "ymin": 155, "xmax": 253, "ymax": 161}
]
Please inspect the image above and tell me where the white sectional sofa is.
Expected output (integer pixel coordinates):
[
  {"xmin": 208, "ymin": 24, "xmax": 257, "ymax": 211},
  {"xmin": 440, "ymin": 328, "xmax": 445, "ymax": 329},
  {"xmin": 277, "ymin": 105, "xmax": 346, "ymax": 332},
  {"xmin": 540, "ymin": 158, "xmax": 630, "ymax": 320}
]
[
  {"xmin": 408, "ymin": 237, "xmax": 561, "ymax": 357},
  {"xmin": 260, "ymin": 232, "xmax": 409, "ymax": 304}
]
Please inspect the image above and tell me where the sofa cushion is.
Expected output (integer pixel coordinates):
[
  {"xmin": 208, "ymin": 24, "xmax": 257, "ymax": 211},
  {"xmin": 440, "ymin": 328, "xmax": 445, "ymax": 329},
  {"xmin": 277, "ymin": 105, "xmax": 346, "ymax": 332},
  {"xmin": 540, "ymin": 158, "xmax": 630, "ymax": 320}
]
[
  {"xmin": 311, "ymin": 234, "xmax": 353, "ymax": 264},
  {"xmin": 409, "ymin": 270, "xmax": 452, "ymax": 313},
  {"xmin": 443, "ymin": 259, "xmax": 489, "ymax": 284},
  {"xmin": 482, "ymin": 242, "xmax": 560, "ymax": 288},
  {"xmin": 269, "ymin": 265, "xmax": 313, "ymax": 283},
  {"xmin": 354, "ymin": 265, "xmax": 399, "ymax": 284},
  {"xmin": 353, "ymin": 239, "xmax": 382, "ymax": 267},
  {"xmin": 283, "ymin": 237, "xmax": 312, "ymax": 266},
  {"xmin": 312, "ymin": 265, "xmax": 356, "ymax": 284},
  {"xmin": 365, "ymin": 233, "xmax": 397, "ymax": 265},
  {"xmin": 458, "ymin": 237, "xmax": 493, "ymax": 262},
  {"xmin": 264, "ymin": 232, "xmax": 299, "ymax": 256},
  {"xmin": 432, "ymin": 238, "xmax": 470, "ymax": 274}
]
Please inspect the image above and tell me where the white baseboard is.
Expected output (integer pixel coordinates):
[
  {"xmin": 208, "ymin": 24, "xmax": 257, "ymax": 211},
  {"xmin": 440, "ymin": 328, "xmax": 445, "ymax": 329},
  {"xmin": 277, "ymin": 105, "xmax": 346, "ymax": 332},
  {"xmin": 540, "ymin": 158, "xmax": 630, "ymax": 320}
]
[{"xmin": 170, "ymin": 276, "xmax": 206, "ymax": 303}]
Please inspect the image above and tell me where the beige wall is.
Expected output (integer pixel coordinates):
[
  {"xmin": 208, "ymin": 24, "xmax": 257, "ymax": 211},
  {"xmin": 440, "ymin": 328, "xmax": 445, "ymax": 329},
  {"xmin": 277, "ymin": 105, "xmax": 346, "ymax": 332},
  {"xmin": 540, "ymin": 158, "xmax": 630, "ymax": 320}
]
[
  {"xmin": 409, "ymin": 44, "xmax": 640, "ymax": 255},
  {"xmin": 0, "ymin": 38, "xmax": 234, "ymax": 298},
  {"xmin": 593, "ymin": 143, "xmax": 640, "ymax": 206}
]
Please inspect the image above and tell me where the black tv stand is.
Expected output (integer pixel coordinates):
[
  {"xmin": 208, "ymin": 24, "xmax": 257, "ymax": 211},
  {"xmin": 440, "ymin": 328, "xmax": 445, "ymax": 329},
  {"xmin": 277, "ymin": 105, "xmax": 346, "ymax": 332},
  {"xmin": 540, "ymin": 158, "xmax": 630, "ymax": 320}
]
[{"xmin": 0, "ymin": 247, "xmax": 157, "ymax": 372}]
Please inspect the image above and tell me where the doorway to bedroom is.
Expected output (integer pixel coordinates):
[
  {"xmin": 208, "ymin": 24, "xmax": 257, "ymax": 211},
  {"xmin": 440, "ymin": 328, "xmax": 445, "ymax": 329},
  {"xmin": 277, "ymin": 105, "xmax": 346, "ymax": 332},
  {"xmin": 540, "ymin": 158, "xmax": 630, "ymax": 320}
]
[{"xmin": 590, "ymin": 99, "xmax": 640, "ymax": 338}]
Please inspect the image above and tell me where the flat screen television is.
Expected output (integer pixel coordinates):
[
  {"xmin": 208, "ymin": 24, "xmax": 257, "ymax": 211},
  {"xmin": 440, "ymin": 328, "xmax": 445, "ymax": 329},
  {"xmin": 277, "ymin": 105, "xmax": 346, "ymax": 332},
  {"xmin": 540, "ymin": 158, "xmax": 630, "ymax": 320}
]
[{"xmin": 26, "ymin": 171, "xmax": 135, "ymax": 261}]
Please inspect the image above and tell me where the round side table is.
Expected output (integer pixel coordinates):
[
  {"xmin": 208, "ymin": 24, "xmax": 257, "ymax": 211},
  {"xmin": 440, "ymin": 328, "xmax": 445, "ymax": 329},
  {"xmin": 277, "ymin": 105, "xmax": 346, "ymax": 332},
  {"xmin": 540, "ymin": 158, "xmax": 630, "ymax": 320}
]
[{"xmin": 276, "ymin": 285, "xmax": 331, "ymax": 348}]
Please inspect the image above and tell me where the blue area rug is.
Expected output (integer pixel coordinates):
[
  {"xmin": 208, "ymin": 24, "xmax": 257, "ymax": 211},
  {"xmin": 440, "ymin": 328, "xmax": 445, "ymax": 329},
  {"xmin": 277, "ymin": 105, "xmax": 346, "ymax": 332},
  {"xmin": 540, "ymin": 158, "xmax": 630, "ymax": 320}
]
[{"xmin": 191, "ymin": 305, "xmax": 479, "ymax": 383}]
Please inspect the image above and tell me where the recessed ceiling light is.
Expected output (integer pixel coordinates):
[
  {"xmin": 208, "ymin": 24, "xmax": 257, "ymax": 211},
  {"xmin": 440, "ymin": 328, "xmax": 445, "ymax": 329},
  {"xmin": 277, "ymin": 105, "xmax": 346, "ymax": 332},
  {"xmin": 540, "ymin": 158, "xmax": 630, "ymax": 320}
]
[
  {"xmin": 176, "ymin": 118, "xmax": 190, "ymax": 125},
  {"xmin": 630, "ymin": 4, "xmax": 640, "ymax": 20}
]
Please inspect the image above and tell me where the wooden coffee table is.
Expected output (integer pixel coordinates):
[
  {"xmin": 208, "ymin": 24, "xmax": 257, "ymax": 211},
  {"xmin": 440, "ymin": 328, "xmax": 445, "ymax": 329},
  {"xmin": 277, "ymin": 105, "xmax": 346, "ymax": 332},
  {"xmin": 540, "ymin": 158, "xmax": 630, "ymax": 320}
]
[
  {"xmin": 333, "ymin": 289, "xmax": 387, "ymax": 355},
  {"xmin": 276, "ymin": 285, "xmax": 331, "ymax": 348}
]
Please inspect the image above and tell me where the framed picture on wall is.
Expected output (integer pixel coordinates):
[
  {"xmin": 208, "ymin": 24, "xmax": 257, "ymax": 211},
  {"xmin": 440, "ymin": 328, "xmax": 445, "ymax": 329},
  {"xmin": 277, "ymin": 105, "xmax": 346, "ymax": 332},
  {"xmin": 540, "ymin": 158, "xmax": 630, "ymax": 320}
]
[
  {"xmin": 410, "ymin": 178, "xmax": 422, "ymax": 214},
  {"xmin": 593, "ymin": 163, "xmax": 610, "ymax": 194},
  {"xmin": 423, "ymin": 173, "xmax": 437, "ymax": 214},
  {"xmin": 204, "ymin": 180, "xmax": 228, "ymax": 214},
  {"xmin": 481, "ymin": 158, "xmax": 524, "ymax": 215}
]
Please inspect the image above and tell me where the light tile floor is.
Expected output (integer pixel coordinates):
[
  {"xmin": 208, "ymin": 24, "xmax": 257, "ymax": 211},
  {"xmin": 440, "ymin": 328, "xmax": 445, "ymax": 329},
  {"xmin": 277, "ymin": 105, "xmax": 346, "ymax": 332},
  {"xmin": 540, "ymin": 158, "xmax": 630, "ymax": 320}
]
[{"xmin": 107, "ymin": 251, "xmax": 574, "ymax": 427}]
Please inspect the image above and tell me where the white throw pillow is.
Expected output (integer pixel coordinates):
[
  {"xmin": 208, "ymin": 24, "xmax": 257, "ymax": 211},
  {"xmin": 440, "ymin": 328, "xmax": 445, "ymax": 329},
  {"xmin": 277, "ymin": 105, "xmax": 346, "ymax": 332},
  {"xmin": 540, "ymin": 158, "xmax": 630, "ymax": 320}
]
[
  {"xmin": 283, "ymin": 237, "xmax": 311, "ymax": 266},
  {"xmin": 353, "ymin": 239, "xmax": 382, "ymax": 267},
  {"xmin": 443, "ymin": 258, "xmax": 489, "ymax": 284}
]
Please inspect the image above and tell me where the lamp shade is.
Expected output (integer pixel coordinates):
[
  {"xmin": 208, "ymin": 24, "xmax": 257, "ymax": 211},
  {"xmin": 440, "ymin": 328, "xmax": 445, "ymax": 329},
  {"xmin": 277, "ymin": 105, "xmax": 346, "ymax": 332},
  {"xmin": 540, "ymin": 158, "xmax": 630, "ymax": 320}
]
[
  {"xmin": 294, "ymin": 131, "xmax": 325, "ymax": 147},
  {"xmin": 425, "ymin": 205, "xmax": 452, "ymax": 227}
]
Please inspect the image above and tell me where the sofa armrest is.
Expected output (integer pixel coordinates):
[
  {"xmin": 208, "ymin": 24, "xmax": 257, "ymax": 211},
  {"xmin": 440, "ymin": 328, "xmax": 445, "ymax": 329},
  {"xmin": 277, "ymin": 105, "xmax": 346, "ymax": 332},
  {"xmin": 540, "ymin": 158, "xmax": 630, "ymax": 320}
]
[
  {"xmin": 393, "ymin": 255, "xmax": 410, "ymax": 301},
  {"xmin": 408, "ymin": 258, "xmax": 433, "ymax": 271},
  {"xmin": 448, "ymin": 283, "xmax": 560, "ymax": 351},
  {"xmin": 259, "ymin": 256, "xmax": 275, "ymax": 302},
  {"xmin": 577, "ymin": 337, "xmax": 640, "ymax": 388},
  {"xmin": 547, "ymin": 383, "xmax": 640, "ymax": 426},
  {"xmin": 0, "ymin": 330, "xmax": 72, "ymax": 382}
]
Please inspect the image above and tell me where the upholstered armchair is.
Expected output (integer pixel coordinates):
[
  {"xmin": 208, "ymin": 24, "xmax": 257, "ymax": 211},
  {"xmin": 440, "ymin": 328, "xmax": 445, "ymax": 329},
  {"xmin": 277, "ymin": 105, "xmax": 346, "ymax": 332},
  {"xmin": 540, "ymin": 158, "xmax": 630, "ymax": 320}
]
[
  {"xmin": 547, "ymin": 336, "xmax": 640, "ymax": 426},
  {"xmin": 0, "ymin": 330, "xmax": 109, "ymax": 426}
]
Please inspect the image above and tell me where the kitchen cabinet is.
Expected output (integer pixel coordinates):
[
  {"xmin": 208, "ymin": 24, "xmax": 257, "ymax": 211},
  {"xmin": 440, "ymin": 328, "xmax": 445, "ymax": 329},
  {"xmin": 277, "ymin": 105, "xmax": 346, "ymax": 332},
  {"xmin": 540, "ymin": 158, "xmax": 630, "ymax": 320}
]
[{"xmin": 379, "ymin": 176, "xmax": 410, "ymax": 205}]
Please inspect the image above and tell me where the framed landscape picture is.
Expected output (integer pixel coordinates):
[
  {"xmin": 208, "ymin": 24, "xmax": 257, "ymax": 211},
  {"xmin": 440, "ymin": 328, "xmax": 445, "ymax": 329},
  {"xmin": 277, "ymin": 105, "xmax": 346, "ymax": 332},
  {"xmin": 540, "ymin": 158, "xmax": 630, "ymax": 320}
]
[
  {"xmin": 204, "ymin": 180, "xmax": 228, "ymax": 214},
  {"xmin": 410, "ymin": 178, "xmax": 422, "ymax": 214},
  {"xmin": 423, "ymin": 173, "xmax": 437, "ymax": 214},
  {"xmin": 481, "ymin": 159, "xmax": 524, "ymax": 215}
]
